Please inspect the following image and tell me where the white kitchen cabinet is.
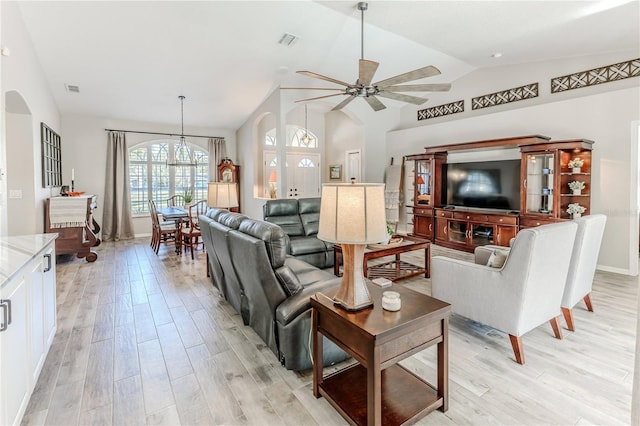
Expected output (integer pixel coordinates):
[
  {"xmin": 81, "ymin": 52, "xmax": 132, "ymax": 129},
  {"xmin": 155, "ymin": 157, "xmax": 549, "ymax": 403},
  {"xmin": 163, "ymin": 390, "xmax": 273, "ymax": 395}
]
[
  {"xmin": 0, "ymin": 235, "xmax": 57, "ymax": 426},
  {"xmin": 0, "ymin": 274, "xmax": 29, "ymax": 426}
]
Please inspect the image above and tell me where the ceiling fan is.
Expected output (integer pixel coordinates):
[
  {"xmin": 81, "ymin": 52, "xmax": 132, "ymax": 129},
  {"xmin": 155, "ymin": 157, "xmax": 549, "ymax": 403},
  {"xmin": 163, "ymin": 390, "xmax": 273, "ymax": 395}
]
[{"xmin": 284, "ymin": 2, "xmax": 452, "ymax": 112}]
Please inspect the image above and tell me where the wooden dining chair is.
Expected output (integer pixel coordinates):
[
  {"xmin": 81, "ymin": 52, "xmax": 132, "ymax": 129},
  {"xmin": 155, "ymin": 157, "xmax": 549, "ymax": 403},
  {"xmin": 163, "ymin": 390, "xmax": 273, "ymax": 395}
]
[
  {"xmin": 148, "ymin": 200, "xmax": 177, "ymax": 254},
  {"xmin": 167, "ymin": 194, "xmax": 185, "ymax": 207},
  {"xmin": 181, "ymin": 200, "xmax": 207, "ymax": 259}
]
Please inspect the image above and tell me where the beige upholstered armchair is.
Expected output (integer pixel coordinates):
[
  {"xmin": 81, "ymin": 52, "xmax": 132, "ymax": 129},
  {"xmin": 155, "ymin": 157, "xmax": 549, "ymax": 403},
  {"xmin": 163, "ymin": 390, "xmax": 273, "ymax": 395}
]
[
  {"xmin": 431, "ymin": 221, "xmax": 578, "ymax": 364},
  {"xmin": 561, "ymin": 214, "xmax": 607, "ymax": 331}
]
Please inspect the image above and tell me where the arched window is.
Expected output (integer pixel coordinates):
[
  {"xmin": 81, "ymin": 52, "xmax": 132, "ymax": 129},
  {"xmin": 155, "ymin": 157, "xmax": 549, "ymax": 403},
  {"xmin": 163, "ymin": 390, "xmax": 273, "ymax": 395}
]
[
  {"xmin": 128, "ymin": 139, "xmax": 209, "ymax": 215},
  {"xmin": 298, "ymin": 158, "xmax": 315, "ymax": 167},
  {"xmin": 264, "ymin": 126, "xmax": 318, "ymax": 148}
]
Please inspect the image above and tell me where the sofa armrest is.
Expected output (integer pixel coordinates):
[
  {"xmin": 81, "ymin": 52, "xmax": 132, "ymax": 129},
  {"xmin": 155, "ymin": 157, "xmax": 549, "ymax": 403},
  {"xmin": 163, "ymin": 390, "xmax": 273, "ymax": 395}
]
[{"xmin": 276, "ymin": 277, "xmax": 341, "ymax": 326}]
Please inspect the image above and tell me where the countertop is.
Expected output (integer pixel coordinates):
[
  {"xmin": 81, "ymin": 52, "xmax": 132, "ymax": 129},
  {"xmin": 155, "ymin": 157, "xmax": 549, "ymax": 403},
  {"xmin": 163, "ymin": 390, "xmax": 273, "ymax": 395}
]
[{"xmin": 0, "ymin": 234, "xmax": 58, "ymax": 289}]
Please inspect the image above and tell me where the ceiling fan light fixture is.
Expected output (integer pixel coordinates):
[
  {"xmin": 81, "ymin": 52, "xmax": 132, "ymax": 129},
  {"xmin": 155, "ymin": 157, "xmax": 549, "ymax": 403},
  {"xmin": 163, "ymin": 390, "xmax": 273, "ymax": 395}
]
[
  {"xmin": 292, "ymin": 1, "xmax": 452, "ymax": 112},
  {"xmin": 167, "ymin": 95, "xmax": 197, "ymax": 167}
]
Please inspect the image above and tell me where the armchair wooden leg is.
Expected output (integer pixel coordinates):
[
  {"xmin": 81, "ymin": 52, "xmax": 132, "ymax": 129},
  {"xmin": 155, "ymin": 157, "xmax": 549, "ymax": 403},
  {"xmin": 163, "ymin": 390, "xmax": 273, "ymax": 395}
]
[
  {"xmin": 549, "ymin": 316, "xmax": 563, "ymax": 339},
  {"xmin": 562, "ymin": 307, "xmax": 575, "ymax": 331},
  {"xmin": 509, "ymin": 335, "xmax": 525, "ymax": 365},
  {"xmin": 583, "ymin": 293, "xmax": 594, "ymax": 312}
]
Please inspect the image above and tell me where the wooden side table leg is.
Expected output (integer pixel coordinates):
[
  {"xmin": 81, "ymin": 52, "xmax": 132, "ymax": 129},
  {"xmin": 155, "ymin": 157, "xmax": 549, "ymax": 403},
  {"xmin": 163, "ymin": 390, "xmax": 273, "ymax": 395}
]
[
  {"xmin": 438, "ymin": 317, "xmax": 449, "ymax": 412},
  {"xmin": 367, "ymin": 347, "xmax": 382, "ymax": 426},
  {"xmin": 312, "ymin": 307, "xmax": 323, "ymax": 398},
  {"xmin": 425, "ymin": 245, "xmax": 431, "ymax": 278}
]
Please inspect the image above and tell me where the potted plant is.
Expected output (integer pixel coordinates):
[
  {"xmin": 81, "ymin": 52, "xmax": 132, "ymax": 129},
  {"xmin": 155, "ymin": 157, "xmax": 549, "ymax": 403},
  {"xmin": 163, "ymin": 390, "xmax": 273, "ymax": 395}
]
[
  {"xmin": 568, "ymin": 180, "xmax": 586, "ymax": 195},
  {"xmin": 568, "ymin": 158, "xmax": 584, "ymax": 173},
  {"xmin": 383, "ymin": 223, "xmax": 394, "ymax": 244},
  {"xmin": 183, "ymin": 188, "xmax": 193, "ymax": 207},
  {"xmin": 566, "ymin": 202, "xmax": 586, "ymax": 218}
]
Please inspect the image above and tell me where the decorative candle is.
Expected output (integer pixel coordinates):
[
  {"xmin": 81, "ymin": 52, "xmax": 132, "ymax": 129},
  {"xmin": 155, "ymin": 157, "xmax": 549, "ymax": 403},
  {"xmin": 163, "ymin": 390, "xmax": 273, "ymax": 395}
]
[
  {"xmin": 382, "ymin": 291, "xmax": 401, "ymax": 311},
  {"xmin": 71, "ymin": 168, "xmax": 75, "ymax": 180}
]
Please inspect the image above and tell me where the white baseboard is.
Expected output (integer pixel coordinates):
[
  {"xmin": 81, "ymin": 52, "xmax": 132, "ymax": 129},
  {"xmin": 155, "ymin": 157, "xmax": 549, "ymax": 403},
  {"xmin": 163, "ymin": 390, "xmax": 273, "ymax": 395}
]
[{"xmin": 596, "ymin": 264, "xmax": 635, "ymax": 276}]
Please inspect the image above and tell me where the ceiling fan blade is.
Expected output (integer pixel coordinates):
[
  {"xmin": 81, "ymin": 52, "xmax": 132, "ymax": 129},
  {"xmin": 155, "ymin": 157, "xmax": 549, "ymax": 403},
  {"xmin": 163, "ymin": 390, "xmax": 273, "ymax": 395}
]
[
  {"xmin": 376, "ymin": 91, "xmax": 428, "ymax": 105},
  {"xmin": 364, "ymin": 96, "xmax": 387, "ymax": 112},
  {"xmin": 331, "ymin": 96, "xmax": 357, "ymax": 111},
  {"xmin": 297, "ymin": 71, "xmax": 353, "ymax": 88},
  {"xmin": 358, "ymin": 59, "xmax": 379, "ymax": 86},
  {"xmin": 295, "ymin": 93, "xmax": 345, "ymax": 103},
  {"xmin": 373, "ymin": 65, "xmax": 442, "ymax": 88},
  {"xmin": 281, "ymin": 87, "xmax": 345, "ymax": 91},
  {"xmin": 383, "ymin": 83, "xmax": 451, "ymax": 92}
]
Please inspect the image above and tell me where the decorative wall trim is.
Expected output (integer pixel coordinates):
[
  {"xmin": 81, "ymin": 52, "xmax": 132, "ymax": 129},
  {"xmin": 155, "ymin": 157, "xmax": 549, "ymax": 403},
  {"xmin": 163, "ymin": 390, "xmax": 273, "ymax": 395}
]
[
  {"xmin": 471, "ymin": 83, "xmax": 539, "ymax": 110},
  {"xmin": 551, "ymin": 58, "xmax": 640, "ymax": 93},
  {"xmin": 417, "ymin": 100, "xmax": 464, "ymax": 121}
]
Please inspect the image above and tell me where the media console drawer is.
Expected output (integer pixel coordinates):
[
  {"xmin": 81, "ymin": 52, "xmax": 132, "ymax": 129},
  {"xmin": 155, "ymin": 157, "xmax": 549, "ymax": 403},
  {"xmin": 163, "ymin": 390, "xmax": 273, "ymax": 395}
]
[
  {"xmin": 488, "ymin": 215, "xmax": 518, "ymax": 225},
  {"xmin": 436, "ymin": 210, "xmax": 453, "ymax": 218},
  {"xmin": 520, "ymin": 217, "xmax": 558, "ymax": 228},
  {"xmin": 453, "ymin": 212, "xmax": 490, "ymax": 222}
]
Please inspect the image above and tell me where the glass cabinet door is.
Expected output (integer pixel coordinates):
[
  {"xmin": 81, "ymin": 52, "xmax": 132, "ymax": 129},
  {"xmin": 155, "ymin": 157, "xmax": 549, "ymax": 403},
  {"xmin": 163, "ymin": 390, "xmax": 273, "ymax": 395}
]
[
  {"xmin": 471, "ymin": 224, "xmax": 494, "ymax": 246},
  {"xmin": 415, "ymin": 160, "xmax": 432, "ymax": 205},
  {"xmin": 525, "ymin": 153, "xmax": 554, "ymax": 215}
]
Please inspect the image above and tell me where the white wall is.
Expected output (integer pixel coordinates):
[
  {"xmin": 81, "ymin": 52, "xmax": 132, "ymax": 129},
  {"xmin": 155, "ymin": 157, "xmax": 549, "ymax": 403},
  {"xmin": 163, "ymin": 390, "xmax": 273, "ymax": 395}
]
[
  {"xmin": 6, "ymin": 112, "xmax": 35, "ymax": 236},
  {"xmin": 1, "ymin": 2, "xmax": 60, "ymax": 235},
  {"xmin": 388, "ymin": 86, "xmax": 640, "ymax": 274},
  {"xmin": 61, "ymin": 113, "xmax": 237, "ymax": 237},
  {"xmin": 325, "ymin": 110, "xmax": 363, "ymax": 180}
]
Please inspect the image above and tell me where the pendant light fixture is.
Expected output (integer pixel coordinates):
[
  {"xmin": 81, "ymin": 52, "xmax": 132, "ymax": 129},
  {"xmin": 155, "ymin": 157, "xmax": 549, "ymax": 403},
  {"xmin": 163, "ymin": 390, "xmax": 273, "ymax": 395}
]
[
  {"xmin": 300, "ymin": 103, "xmax": 312, "ymax": 147},
  {"xmin": 167, "ymin": 95, "xmax": 197, "ymax": 167}
]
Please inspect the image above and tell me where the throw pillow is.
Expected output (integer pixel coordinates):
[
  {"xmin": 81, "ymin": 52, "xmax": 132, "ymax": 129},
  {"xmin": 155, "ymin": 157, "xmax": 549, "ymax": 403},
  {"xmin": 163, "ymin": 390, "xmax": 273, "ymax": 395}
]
[{"xmin": 486, "ymin": 249, "xmax": 508, "ymax": 268}]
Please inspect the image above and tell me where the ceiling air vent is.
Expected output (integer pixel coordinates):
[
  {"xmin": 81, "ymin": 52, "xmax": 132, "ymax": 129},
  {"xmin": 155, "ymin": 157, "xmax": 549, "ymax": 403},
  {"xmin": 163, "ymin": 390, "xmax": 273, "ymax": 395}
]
[
  {"xmin": 65, "ymin": 84, "xmax": 80, "ymax": 93},
  {"xmin": 278, "ymin": 33, "xmax": 298, "ymax": 47}
]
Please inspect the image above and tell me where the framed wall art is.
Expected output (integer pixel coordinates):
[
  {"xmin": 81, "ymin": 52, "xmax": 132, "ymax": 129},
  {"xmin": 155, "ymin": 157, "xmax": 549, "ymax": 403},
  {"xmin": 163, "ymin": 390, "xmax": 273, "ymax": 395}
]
[{"xmin": 329, "ymin": 164, "xmax": 342, "ymax": 181}]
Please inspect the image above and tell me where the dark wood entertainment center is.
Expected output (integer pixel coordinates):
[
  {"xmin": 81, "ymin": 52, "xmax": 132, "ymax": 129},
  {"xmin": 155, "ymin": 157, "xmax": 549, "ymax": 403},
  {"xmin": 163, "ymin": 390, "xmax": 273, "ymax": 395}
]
[{"xmin": 405, "ymin": 135, "xmax": 593, "ymax": 252}]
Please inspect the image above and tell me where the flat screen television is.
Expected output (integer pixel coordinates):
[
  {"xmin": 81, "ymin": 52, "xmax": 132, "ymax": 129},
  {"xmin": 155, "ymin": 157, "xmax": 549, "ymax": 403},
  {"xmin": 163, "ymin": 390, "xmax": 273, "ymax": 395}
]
[{"xmin": 443, "ymin": 160, "xmax": 521, "ymax": 211}]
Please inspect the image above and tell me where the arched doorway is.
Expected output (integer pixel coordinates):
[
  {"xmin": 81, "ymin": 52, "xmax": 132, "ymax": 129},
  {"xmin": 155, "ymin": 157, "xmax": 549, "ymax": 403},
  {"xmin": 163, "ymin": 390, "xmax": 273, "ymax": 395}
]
[{"xmin": 4, "ymin": 91, "xmax": 35, "ymax": 236}]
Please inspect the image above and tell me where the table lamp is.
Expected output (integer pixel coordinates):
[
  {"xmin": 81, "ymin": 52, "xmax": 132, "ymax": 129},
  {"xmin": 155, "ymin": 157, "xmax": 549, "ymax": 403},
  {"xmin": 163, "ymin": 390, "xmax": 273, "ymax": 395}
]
[
  {"xmin": 207, "ymin": 182, "xmax": 239, "ymax": 209},
  {"xmin": 416, "ymin": 175, "xmax": 425, "ymax": 193},
  {"xmin": 268, "ymin": 171, "xmax": 278, "ymax": 199},
  {"xmin": 318, "ymin": 182, "xmax": 387, "ymax": 310}
]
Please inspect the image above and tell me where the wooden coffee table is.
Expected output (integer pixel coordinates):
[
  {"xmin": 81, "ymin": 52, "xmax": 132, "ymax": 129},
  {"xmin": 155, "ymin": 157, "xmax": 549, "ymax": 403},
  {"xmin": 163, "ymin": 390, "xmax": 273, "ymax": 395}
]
[
  {"xmin": 333, "ymin": 235, "xmax": 430, "ymax": 281},
  {"xmin": 311, "ymin": 281, "xmax": 451, "ymax": 426}
]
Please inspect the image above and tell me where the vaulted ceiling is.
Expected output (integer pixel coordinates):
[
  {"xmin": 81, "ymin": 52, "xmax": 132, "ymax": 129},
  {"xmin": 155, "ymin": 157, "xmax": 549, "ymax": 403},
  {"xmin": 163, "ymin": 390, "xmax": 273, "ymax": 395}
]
[{"xmin": 16, "ymin": 1, "xmax": 640, "ymax": 129}]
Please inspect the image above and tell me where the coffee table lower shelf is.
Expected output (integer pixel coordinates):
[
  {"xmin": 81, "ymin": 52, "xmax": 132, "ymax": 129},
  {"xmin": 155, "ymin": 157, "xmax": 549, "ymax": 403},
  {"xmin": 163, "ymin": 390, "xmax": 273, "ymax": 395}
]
[{"xmin": 319, "ymin": 363, "xmax": 442, "ymax": 426}]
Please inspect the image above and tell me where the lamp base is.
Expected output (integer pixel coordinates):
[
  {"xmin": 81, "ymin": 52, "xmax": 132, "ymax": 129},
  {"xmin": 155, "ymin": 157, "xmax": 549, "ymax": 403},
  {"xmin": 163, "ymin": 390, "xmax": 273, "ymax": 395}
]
[{"xmin": 333, "ymin": 244, "xmax": 373, "ymax": 311}]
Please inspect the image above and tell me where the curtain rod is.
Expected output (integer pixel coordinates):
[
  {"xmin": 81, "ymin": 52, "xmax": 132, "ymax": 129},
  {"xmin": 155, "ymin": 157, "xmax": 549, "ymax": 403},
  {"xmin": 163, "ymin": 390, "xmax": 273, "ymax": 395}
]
[{"xmin": 104, "ymin": 129, "xmax": 224, "ymax": 139}]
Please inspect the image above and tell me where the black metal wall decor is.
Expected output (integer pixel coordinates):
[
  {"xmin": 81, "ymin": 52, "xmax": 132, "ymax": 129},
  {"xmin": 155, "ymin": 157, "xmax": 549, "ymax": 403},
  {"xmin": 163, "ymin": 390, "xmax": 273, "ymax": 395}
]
[
  {"xmin": 417, "ymin": 100, "xmax": 464, "ymax": 121},
  {"xmin": 551, "ymin": 58, "xmax": 640, "ymax": 93},
  {"xmin": 471, "ymin": 83, "xmax": 538, "ymax": 110},
  {"xmin": 41, "ymin": 122, "xmax": 62, "ymax": 187}
]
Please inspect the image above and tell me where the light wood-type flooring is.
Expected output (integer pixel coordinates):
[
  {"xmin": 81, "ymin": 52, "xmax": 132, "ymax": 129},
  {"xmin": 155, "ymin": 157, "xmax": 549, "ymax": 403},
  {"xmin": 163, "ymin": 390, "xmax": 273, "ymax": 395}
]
[{"xmin": 21, "ymin": 238, "xmax": 638, "ymax": 425}]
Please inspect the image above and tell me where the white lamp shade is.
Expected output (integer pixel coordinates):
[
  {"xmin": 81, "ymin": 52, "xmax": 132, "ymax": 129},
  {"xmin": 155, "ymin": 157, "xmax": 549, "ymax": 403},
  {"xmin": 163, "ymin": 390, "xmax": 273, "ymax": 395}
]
[
  {"xmin": 208, "ymin": 182, "xmax": 239, "ymax": 209},
  {"xmin": 318, "ymin": 183, "xmax": 387, "ymax": 244}
]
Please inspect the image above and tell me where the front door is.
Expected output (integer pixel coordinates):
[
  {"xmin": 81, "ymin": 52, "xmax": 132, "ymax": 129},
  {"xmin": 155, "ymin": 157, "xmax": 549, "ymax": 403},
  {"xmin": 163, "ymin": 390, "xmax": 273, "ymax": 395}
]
[{"xmin": 286, "ymin": 153, "xmax": 320, "ymax": 198}]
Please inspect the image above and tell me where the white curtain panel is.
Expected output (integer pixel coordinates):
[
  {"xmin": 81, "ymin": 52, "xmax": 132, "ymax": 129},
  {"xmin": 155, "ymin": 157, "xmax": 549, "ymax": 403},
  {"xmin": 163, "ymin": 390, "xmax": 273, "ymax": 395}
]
[
  {"xmin": 208, "ymin": 137, "xmax": 227, "ymax": 181},
  {"xmin": 102, "ymin": 131, "xmax": 134, "ymax": 241}
]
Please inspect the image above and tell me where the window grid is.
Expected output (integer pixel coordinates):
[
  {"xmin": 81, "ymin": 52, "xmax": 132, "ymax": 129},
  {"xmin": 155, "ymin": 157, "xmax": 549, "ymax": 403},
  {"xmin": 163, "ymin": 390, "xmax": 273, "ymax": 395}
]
[{"xmin": 128, "ymin": 140, "xmax": 208, "ymax": 215}]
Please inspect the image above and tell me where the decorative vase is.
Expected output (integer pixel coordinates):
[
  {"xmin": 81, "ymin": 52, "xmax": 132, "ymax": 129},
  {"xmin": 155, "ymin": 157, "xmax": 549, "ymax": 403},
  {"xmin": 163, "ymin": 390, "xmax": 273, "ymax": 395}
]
[
  {"xmin": 572, "ymin": 189, "xmax": 582, "ymax": 195},
  {"xmin": 572, "ymin": 213, "xmax": 582, "ymax": 219},
  {"xmin": 572, "ymin": 167, "xmax": 581, "ymax": 173}
]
